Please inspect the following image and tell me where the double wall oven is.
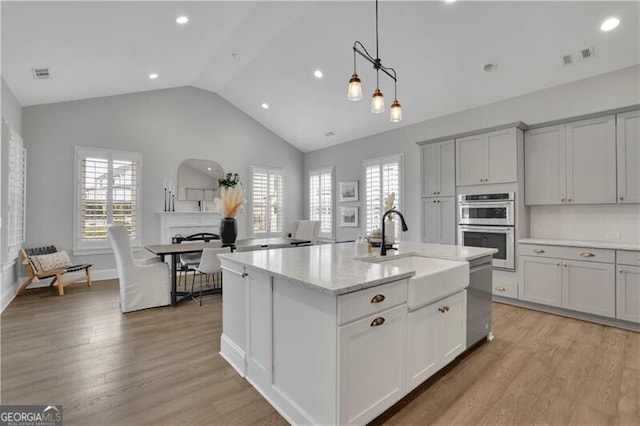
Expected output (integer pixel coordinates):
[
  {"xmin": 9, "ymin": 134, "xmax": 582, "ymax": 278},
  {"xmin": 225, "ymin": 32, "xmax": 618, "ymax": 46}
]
[{"xmin": 457, "ymin": 193, "xmax": 515, "ymax": 270}]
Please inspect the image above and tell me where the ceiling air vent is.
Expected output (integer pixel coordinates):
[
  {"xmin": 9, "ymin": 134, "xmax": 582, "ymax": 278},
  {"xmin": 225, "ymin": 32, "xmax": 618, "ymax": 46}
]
[
  {"xmin": 31, "ymin": 67, "xmax": 50, "ymax": 80},
  {"xmin": 324, "ymin": 131, "xmax": 335, "ymax": 137},
  {"xmin": 562, "ymin": 54, "xmax": 573, "ymax": 66},
  {"xmin": 580, "ymin": 46, "xmax": 595, "ymax": 60}
]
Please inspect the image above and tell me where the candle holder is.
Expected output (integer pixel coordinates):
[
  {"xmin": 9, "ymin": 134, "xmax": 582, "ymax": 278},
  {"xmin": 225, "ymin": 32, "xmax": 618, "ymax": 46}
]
[{"xmin": 164, "ymin": 187, "xmax": 168, "ymax": 212}]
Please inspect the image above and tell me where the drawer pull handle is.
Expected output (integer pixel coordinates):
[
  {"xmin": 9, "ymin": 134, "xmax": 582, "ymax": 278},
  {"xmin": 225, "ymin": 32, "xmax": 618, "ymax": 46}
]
[
  {"xmin": 496, "ymin": 286, "xmax": 506, "ymax": 292},
  {"xmin": 370, "ymin": 317, "xmax": 385, "ymax": 327},
  {"xmin": 370, "ymin": 294, "xmax": 386, "ymax": 304},
  {"xmin": 580, "ymin": 252, "xmax": 595, "ymax": 258},
  {"xmin": 533, "ymin": 249, "xmax": 545, "ymax": 254},
  {"xmin": 241, "ymin": 272, "xmax": 249, "ymax": 278},
  {"xmin": 438, "ymin": 307, "xmax": 445, "ymax": 313}
]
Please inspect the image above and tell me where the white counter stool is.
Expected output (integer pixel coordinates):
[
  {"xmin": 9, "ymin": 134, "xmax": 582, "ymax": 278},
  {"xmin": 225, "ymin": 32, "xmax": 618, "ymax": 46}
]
[{"xmin": 190, "ymin": 247, "xmax": 231, "ymax": 306}]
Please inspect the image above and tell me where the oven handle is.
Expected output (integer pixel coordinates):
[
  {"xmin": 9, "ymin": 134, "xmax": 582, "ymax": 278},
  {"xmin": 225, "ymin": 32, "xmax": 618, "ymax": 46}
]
[
  {"xmin": 458, "ymin": 201, "xmax": 514, "ymax": 208},
  {"xmin": 458, "ymin": 225, "xmax": 514, "ymax": 233}
]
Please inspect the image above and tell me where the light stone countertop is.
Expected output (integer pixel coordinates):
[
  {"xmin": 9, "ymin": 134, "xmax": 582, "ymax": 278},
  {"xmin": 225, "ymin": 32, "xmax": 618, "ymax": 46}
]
[
  {"xmin": 519, "ymin": 238, "xmax": 640, "ymax": 251},
  {"xmin": 219, "ymin": 241, "xmax": 496, "ymax": 296}
]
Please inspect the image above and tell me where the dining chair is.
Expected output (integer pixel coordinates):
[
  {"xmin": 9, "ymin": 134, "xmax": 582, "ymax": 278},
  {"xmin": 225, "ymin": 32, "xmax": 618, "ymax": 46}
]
[
  {"xmin": 108, "ymin": 224, "xmax": 171, "ymax": 313},
  {"xmin": 190, "ymin": 247, "xmax": 231, "ymax": 306},
  {"xmin": 173, "ymin": 233, "xmax": 221, "ymax": 289}
]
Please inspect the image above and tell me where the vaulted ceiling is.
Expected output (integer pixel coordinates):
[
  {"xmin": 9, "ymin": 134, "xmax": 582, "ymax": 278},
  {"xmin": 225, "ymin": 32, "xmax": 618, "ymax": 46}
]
[{"xmin": 2, "ymin": 1, "xmax": 639, "ymax": 152}]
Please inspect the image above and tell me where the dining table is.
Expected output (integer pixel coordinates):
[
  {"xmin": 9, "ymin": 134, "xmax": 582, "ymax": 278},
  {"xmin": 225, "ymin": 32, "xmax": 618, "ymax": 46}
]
[{"xmin": 145, "ymin": 237, "xmax": 311, "ymax": 305}]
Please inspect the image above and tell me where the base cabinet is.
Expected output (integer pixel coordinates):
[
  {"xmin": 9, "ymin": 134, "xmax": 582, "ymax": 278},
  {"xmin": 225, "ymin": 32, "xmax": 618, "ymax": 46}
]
[
  {"xmin": 519, "ymin": 244, "xmax": 616, "ymax": 319},
  {"xmin": 616, "ymin": 264, "xmax": 640, "ymax": 323},
  {"xmin": 338, "ymin": 305, "xmax": 407, "ymax": 425},
  {"xmin": 406, "ymin": 291, "xmax": 466, "ymax": 392}
]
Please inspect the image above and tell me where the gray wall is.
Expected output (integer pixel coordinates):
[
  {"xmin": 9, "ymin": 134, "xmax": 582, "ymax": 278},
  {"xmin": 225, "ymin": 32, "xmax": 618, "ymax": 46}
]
[
  {"xmin": 22, "ymin": 86, "xmax": 304, "ymax": 270},
  {"xmin": 304, "ymin": 65, "xmax": 640, "ymax": 243},
  {"xmin": 1, "ymin": 77, "xmax": 23, "ymax": 311}
]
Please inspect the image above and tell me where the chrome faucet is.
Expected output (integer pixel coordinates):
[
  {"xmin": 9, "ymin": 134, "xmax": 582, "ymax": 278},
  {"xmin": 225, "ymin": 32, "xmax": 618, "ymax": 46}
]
[{"xmin": 380, "ymin": 210, "xmax": 409, "ymax": 256}]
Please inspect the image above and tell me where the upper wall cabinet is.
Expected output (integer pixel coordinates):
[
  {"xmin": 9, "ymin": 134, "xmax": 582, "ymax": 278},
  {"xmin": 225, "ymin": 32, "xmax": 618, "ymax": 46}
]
[
  {"xmin": 456, "ymin": 128, "xmax": 518, "ymax": 186},
  {"xmin": 525, "ymin": 115, "xmax": 616, "ymax": 205},
  {"xmin": 617, "ymin": 110, "xmax": 640, "ymax": 204},
  {"xmin": 421, "ymin": 140, "xmax": 455, "ymax": 197}
]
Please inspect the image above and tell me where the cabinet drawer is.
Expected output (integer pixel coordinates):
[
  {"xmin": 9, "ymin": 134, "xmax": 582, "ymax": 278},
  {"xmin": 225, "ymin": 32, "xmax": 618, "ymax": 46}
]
[
  {"xmin": 338, "ymin": 280, "xmax": 407, "ymax": 325},
  {"xmin": 556, "ymin": 246, "xmax": 615, "ymax": 263},
  {"xmin": 518, "ymin": 244, "xmax": 561, "ymax": 259},
  {"xmin": 617, "ymin": 250, "xmax": 640, "ymax": 267},
  {"xmin": 492, "ymin": 280, "xmax": 517, "ymax": 298}
]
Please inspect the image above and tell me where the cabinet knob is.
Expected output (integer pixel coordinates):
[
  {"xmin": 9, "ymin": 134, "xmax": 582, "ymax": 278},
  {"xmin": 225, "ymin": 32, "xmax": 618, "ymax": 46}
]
[
  {"xmin": 370, "ymin": 317, "xmax": 385, "ymax": 327},
  {"xmin": 433, "ymin": 200, "xmax": 436, "ymax": 203},
  {"xmin": 433, "ymin": 192, "xmax": 437, "ymax": 195},
  {"xmin": 619, "ymin": 269, "xmax": 623, "ymax": 273},
  {"xmin": 619, "ymin": 197, "xmax": 624, "ymax": 201},
  {"xmin": 563, "ymin": 263, "xmax": 568, "ymax": 267},
  {"xmin": 437, "ymin": 191, "xmax": 440, "ymax": 195},
  {"xmin": 561, "ymin": 198, "xmax": 565, "ymax": 202},
  {"xmin": 533, "ymin": 249, "xmax": 545, "ymax": 254},
  {"xmin": 568, "ymin": 198, "xmax": 572, "ymax": 202},
  {"xmin": 496, "ymin": 286, "xmax": 506, "ymax": 292},
  {"xmin": 444, "ymin": 306, "xmax": 450, "ymax": 312},
  {"xmin": 438, "ymin": 307, "xmax": 445, "ymax": 313},
  {"xmin": 579, "ymin": 252, "xmax": 595, "ymax": 258},
  {"xmin": 556, "ymin": 263, "xmax": 560, "ymax": 266},
  {"xmin": 370, "ymin": 294, "xmax": 386, "ymax": 304},
  {"xmin": 241, "ymin": 272, "xmax": 249, "ymax": 278}
]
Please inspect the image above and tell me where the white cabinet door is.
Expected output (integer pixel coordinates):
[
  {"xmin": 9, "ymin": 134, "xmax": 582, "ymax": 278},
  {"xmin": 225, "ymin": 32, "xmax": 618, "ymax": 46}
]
[
  {"xmin": 422, "ymin": 197, "xmax": 456, "ymax": 245},
  {"xmin": 562, "ymin": 260, "xmax": 615, "ymax": 318},
  {"xmin": 338, "ymin": 305, "xmax": 407, "ymax": 426},
  {"xmin": 407, "ymin": 291, "xmax": 466, "ymax": 392},
  {"xmin": 456, "ymin": 134, "xmax": 486, "ymax": 186},
  {"xmin": 617, "ymin": 110, "xmax": 640, "ymax": 204},
  {"xmin": 519, "ymin": 256, "xmax": 562, "ymax": 307},
  {"xmin": 486, "ymin": 128, "xmax": 517, "ymax": 184},
  {"xmin": 566, "ymin": 115, "xmax": 617, "ymax": 204},
  {"xmin": 221, "ymin": 263, "xmax": 249, "ymax": 376},
  {"xmin": 422, "ymin": 140, "xmax": 455, "ymax": 197},
  {"xmin": 525, "ymin": 125, "xmax": 566, "ymax": 205},
  {"xmin": 440, "ymin": 197, "xmax": 456, "ymax": 245},
  {"xmin": 422, "ymin": 198, "xmax": 440, "ymax": 244},
  {"xmin": 616, "ymin": 265, "xmax": 640, "ymax": 323},
  {"xmin": 439, "ymin": 140, "xmax": 456, "ymax": 196},
  {"xmin": 437, "ymin": 290, "xmax": 467, "ymax": 365}
]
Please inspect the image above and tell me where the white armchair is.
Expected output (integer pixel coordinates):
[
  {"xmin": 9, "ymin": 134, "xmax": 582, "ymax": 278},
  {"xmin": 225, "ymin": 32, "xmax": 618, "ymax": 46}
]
[
  {"xmin": 290, "ymin": 220, "xmax": 321, "ymax": 245},
  {"xmin": 108, "ymin": 224, "xmax": 171, "ymax": 313}
]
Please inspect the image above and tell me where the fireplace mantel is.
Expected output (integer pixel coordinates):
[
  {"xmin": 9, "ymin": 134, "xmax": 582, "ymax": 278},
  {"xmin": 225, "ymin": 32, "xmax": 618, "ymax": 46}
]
[{"xmin": 156, "ymin": 211, "xmax": 221, "ymax": 244}]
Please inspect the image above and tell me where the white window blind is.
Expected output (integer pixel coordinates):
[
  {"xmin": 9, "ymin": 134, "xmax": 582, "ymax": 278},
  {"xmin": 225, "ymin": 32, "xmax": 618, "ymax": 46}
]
[
  {"xmin": 364, "ymin": 154, "xmax": 403, "ymax": 235},
  {"xmin": 75, "ymin": 147, "xmax": 142, "ymax": 253},
  {"xmin": 309, "ymin": 167, "xmax": 334, "ymax": 240},
  {"xmin": 7, "ymin": 127, "xmax": 26, "ymax": 256},
  {"xmin": 251, "ymin": 166, "xmax": 284, "ymax": 236}
]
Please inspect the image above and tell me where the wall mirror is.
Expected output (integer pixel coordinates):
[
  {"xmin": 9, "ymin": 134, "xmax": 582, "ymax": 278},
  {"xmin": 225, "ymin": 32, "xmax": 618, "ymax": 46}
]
[{"xmin": 177, "ymin": 159, "xmax": 225, "ymax": 201}]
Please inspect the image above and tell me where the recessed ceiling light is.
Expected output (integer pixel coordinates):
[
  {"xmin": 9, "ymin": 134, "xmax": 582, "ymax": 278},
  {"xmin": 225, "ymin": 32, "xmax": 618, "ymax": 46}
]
[
  {"xmin": 445, "ymin": 0, "xmax": 457, "ymax": 3},
  {"xmin": 207, "ymin": 167, "xmax": 212, "ymax": 171},
  {"xmin": 600, "ymin": 17, "xmax": 620, "ymax": 32},
  {"xmin": 148, "ymin": 73, "xmax": 159, "ymax": 80},
  {"xmin": 176, "ymin": 16, "xmax": 189, "ymax": 25},
  {"xmin": 261, "ymin": 103, "xmax": 269, "ymax": 109},
  {"xmin": 483, "ymin": 63, "xmax": 497, "ymax": 72},
  {"xmin": 314, "ymin": 70, "xmax": 323, "ymax": 79}
]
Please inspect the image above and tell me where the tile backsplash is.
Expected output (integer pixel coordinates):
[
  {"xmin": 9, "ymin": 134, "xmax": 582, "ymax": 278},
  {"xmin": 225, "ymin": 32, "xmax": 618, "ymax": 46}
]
[{"xmin": 530, "ymin": 204, "xmax": 640, "ymax": 244}]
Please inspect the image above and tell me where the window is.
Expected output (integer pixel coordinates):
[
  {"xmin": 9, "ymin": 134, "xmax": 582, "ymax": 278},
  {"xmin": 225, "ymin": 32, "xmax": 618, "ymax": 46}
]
[
  {"xmin": 364, "ymin": 154, "xmax": 403, "ymax": 235},
  {"xmin": 251, "ymin": 166, "xmax": 284, "ymax": 236},
  {"xmin": 74, "ymin": 147, "xmax": 142, "ymax": 253},
  {"xmin": 309, "ymin": 166, "xmax": 334, "ymax": 240},
  {"xmin": 7, "ymin": 125, "xmax": 26, "ymax": 260}
]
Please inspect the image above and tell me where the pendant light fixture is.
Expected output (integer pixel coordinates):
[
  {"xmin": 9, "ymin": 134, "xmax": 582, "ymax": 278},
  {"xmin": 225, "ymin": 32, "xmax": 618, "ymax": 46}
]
[{"xmin": 347, "ymin": 0, "xmax": 402, "ymax": 122}]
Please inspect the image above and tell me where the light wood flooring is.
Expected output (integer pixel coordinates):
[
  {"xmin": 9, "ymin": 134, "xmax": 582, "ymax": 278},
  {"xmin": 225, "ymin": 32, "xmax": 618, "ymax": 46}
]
[{"xmin": 1, "ymin": 280, "xmax": 638, "ymax": 425}]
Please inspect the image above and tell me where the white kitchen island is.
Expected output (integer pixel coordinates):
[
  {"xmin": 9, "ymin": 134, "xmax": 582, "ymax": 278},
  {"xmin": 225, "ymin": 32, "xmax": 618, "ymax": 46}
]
[{"xmin": 219, "ymin": 242, "xmax": 496, "ymax": 425}]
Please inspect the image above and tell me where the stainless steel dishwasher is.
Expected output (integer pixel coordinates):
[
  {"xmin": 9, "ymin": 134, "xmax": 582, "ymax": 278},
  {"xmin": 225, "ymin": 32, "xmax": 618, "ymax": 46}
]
[{"xmin": 467, "ymin": 256, "xmax": 494, "ymax": 347}]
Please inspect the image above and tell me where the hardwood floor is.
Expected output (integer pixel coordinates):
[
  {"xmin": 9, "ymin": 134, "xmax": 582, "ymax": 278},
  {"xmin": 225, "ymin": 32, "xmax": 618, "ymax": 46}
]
[{"xmin": 1, "ymin": 280, "xmax": 638, "ymax": 425}]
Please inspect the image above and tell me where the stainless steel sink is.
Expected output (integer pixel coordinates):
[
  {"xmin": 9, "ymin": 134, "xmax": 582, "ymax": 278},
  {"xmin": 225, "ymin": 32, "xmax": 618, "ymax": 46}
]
[{"xmin": 378, "ymin": 256, "xmax": 469, "ymax": 310}]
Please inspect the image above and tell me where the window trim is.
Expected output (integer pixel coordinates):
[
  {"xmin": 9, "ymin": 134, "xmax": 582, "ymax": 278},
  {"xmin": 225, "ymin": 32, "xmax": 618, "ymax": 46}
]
[
  {"xmin": 249, "ymin": 165, "xmax": 285, "ymax": 238},
  {"xmin": 308, "ymin": 165, "xmax": 335, "ymax": 241},
  {"xmin": 73, "ymin": 146, "xmax": 143, "ymax": 255},
  {"xmin": 362, "ymin": 153, "xmax": 404, "ymax": 236}
]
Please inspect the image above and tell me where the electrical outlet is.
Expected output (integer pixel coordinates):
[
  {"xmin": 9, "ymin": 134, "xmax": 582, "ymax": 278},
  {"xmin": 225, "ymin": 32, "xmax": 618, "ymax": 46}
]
[{"xmin": 606, "ymin": 232, "xmax": 621, "ymax": 240}]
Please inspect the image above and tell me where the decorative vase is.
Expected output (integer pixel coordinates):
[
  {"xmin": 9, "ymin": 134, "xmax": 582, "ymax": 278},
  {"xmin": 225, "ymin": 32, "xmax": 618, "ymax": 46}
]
[
  {"xmin": 220, "ymin": 217, "xmax": 238, "ymax": 245},
  {"xmin": 385, "ymin": 219, "xmax": 395, "ymax": 245}
]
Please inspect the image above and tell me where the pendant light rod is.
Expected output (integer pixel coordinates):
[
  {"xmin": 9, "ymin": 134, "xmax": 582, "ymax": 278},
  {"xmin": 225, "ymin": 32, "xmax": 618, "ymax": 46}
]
[{"xmin": 352, "ymin": 41, "xmax": 397, "ymax": 82}]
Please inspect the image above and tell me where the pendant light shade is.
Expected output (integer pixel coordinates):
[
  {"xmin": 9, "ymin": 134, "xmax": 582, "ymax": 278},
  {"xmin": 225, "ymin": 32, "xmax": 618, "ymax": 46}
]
[
  {"xmin": 390, "ymin": 99, "xmax": 402, "ymax": 122},
  {"xmin": 371, "ymin": 89, "xmax": 385, "ymax": 113},
  {"xmin": 347, "ymin": 0, "xmax": 403, "ymax": 122},
  {"xmin": 347, "ymin": 74, "xmax": 363, "ymax": 101}
]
